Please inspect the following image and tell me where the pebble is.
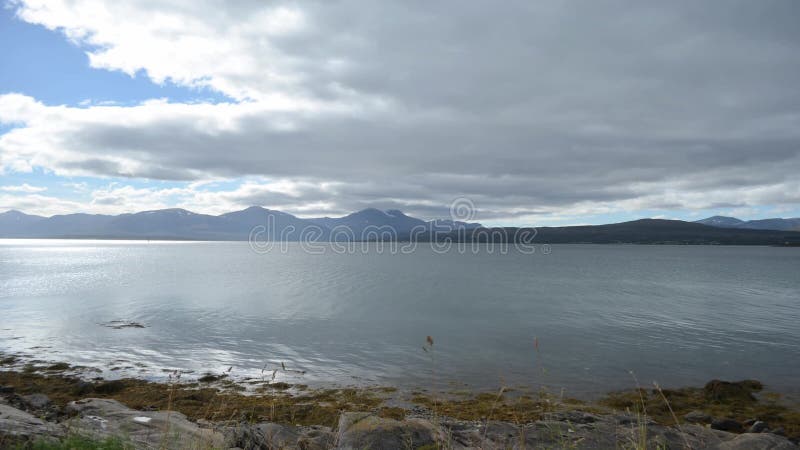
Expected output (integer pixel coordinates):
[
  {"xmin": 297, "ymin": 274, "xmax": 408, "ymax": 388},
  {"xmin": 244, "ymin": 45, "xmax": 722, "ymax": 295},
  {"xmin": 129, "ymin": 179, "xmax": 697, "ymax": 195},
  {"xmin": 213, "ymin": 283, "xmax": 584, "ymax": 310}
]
[
  {"xmin": 747, "ymin": 421, "xmax": 769, "ymax": 433},
  {"xmin": 711, "ymin": 417, "xmax": 743, "ymax": 432}
]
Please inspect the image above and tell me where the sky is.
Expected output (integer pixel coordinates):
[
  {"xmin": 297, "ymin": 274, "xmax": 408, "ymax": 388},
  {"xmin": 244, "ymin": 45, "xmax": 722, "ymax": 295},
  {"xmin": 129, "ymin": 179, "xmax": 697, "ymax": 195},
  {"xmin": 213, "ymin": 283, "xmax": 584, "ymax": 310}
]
[{"xmin": 0, "ymin": 1, "xmax": 799, "ymax": 226}]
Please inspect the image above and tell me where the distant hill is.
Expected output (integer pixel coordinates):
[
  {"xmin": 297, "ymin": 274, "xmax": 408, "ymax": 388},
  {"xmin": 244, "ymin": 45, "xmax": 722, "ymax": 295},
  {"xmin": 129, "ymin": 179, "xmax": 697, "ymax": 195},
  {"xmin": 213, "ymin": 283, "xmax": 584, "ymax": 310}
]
[
  {"xmin": 0, "ymin": 210, "xmax": 45, "ymax": 234},
  {"xmin": 107, "ymin": 209, "xmax": 222, "ymax": 238},
  {"xmin": 695, "ymin": 216, "xmax": 745, "ymax": 227},
  {"xmin": 737, "ymin": 218, "xmax": 800, "ymax": 231},
  {"xmin": 220, "ymin": 206, "xmax": 324, "ymax": 240},
  {"xmin": 695, "ymin": 216, "xmax": 800, "ymax": 231},
  {"xmin": 526, "ymin": 219, "xmax": 800, "ymax": 245},
  {"xmin": 427, "ymin": 218, "xmax": 800, "ymax": 245},
  {"xmin": 311, "ymin": 208, "xmax": 427, "ymax": 237},
  {"xmin": 1, "ymin": 208, "xmax": 799, "ymax": 245}
]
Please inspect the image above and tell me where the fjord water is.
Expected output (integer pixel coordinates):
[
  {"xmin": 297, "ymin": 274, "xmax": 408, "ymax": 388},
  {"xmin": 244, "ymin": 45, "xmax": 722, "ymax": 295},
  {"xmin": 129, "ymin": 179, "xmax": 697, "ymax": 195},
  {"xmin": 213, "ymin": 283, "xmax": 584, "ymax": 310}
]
[{"xmin": 1, "ymin": 240, "xmax": 798, "ymax": 398}]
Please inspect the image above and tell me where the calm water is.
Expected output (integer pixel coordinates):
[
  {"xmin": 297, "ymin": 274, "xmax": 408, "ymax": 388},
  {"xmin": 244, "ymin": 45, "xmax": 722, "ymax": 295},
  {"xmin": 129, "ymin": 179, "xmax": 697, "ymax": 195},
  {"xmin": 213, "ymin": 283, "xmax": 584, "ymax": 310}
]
[{"xmin": 1, "ymin": 240, "xmax": 798, "ymax": 398}]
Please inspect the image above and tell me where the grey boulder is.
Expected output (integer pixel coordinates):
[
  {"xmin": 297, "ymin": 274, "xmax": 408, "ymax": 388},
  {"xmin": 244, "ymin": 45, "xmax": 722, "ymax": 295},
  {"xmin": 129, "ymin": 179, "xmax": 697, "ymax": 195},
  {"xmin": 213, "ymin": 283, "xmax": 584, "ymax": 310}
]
[
  {"xmin": 65, "ymin": 398, "xmax": 225, "ymax": 449},
  {"xmin": 336, "ymin": 412, "xmax": 441, "ymax": 450},
  {"xmin": 0, "ymin": 402, "xmax": 64, "ymax": 443},
  {"xmin": 226, "ymin": 421, "xmax": 334, "ymax": 450}
]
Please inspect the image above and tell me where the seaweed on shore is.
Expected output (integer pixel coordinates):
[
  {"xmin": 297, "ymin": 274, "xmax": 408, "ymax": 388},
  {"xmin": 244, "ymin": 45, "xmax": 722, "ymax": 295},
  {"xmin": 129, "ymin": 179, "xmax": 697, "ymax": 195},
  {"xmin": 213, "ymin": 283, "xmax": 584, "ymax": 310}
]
[
  {"xmin": 1, "ymin": 364, "xmax": 798, "ymax": 440},
  {"xmin": 599, "ymin": 379, "xmax": 800, "ymax": 439},
  {"xmin": 0, "ymin": 368, "xmax": 383, "ymax": 428}
]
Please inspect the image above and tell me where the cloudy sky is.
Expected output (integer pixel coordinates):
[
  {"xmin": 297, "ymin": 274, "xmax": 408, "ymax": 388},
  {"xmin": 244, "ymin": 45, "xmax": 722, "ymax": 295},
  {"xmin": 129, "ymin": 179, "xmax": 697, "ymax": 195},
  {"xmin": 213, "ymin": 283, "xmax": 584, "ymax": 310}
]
[{"xmin": 1, "ymin": 0, "xmax": 799, "ymax": 226}]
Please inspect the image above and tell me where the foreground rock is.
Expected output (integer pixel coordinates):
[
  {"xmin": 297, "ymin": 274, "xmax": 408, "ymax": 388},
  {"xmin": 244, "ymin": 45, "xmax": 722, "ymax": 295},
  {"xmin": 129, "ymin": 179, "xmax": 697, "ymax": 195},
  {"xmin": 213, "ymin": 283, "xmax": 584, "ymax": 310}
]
[
  {"xmin": 226, "ymin": 421, "xmax": 335, "ymax": 450},
  {"xmin": 0, "ymin": 402, "xmax": 64, "ymax": 443},
  {"xmin": 1, "ymin": 398, "xmax": 798, "ymax": 449},
  {"xmin": 437, "ymin": 416, "xmax": 796, "ymax": 450},
  {"xmin": 232, "ymin": 410, "xmax": 798, "ymax": 450},
  {"xmin": 66, "ymin": 398, "xmax": 226, "ymax": 449},
  {"xmin": 336, "ymin": 412, "xmax": 442, "ymax": 449}
]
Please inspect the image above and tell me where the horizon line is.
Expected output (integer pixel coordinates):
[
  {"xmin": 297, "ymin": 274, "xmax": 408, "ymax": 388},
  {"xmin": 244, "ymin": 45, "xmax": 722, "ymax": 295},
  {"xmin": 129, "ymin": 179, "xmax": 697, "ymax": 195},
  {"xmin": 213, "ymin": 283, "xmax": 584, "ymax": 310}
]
[{"xmin": 2, "ymin": 206, "xmax": 798, "ymax": 228}]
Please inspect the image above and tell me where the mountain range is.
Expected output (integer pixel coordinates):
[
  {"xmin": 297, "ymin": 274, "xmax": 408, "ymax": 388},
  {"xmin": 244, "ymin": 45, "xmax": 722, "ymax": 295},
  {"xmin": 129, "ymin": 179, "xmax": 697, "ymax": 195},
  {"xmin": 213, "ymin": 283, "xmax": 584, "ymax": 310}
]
[
  {"xmin": 0, "ymin": 207, "xmax": 481, "ymax": 241},
  {"xmin": 694, "ymin": 215, "xmax": 800, "ymax": 231},
  {"xmin": 1, "ymin": 208, "xmax": 799, "ymax": 245}
]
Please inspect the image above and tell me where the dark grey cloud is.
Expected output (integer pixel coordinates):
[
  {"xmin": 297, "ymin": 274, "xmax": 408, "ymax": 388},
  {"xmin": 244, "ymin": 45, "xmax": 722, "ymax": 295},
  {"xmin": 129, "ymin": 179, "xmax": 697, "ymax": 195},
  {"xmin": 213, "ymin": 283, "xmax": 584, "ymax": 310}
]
[{"xmin": 1, "ymin": 0, "xmax": 799, "ymax": 221}]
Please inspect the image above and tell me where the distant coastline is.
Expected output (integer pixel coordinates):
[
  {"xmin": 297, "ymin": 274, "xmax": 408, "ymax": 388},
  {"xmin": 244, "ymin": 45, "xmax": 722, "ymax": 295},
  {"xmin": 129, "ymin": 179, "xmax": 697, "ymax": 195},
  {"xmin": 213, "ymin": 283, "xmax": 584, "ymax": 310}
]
[
  {"xmin": 2, "ymin": 207, "xmax": 800, "ymax": 245},
  {"xmin": 2, "ymin": 237, "xmax": 800, "ymax": 246}
]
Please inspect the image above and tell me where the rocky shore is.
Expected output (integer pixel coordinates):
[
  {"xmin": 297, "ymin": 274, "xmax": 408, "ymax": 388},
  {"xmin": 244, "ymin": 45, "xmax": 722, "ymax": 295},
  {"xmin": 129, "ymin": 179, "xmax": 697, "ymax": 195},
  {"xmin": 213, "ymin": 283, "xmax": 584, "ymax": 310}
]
[
  {"xmin": 1, "ymin": 365, "xmax": 798, "ymax": 449},
  {"xmin": 2, "ymin": 396, "xmax": 797, "ymax": 450}
]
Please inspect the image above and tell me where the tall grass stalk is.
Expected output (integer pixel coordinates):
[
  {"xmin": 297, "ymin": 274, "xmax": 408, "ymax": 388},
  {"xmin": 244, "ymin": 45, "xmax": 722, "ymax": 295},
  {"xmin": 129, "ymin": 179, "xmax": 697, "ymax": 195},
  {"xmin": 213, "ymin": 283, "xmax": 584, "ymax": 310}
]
[
  {"xmin": 627, "ymin": 371, "xmax": 649, "ymax": 450},
  {"xmin": 423, "ymin": 335, "xmax": 450, "ymax": 449},
  {"xmin": 480, "ymin": 385, "xmax": 507, "ymax": 449},
  {"xmin": 653, "ymin": 382, "xmax": 691, "ymax": 450}
]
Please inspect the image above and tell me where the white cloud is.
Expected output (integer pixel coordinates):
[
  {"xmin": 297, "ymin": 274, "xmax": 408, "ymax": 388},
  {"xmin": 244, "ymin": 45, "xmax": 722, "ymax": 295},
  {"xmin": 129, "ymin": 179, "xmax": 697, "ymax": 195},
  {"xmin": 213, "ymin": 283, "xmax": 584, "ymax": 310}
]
[
  {"xmin": 0, "ymin": 183, "xmax": 47, "ymax": 193},
  {"xmin": 0, "ymin": 193, "xmax": 83, "ymax": 216},
  {"xmin": 13, "ymin": 1, "xmax": 306, "ymax": 101}
]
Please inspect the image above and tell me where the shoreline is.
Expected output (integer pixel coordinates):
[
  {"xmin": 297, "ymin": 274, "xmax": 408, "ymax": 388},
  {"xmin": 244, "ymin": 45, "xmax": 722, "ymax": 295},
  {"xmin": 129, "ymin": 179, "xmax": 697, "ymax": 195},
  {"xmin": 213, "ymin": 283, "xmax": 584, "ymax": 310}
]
[
  {"xmin": 5, "ymin": 350, "xmax": 800, "ymax": 405},
  {"xmin": 2, "ymin": 359, "xmax": 799, "ymax": 448},
  {"xmin": 2, "ymin": 237, "xmax": 800, "ymax": 246}
]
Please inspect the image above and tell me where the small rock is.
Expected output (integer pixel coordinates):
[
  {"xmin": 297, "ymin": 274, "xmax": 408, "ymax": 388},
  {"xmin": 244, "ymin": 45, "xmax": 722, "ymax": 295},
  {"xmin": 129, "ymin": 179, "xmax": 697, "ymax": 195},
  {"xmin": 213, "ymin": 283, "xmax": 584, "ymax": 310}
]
[
  {"xmin": 770, "ymin": 427, "xmax": 786, "ymax": 436},
  {"xmin": 615, "ymin": 413, "xmax": 656, "ymax": 426},
  {"xmin": 551, "ymin": 410, "xmax": 599, "ymax": 424},
  {"xmin": 0, "ymin": 385, "xmax": 14, "ymax": 394},
  {"xmin": 715, "ymin": 432, "xmax": 798, "ymax": 449},
  {"xmin": 684, "ymin": 410, "xmax": 712, "ymax": 424},
  {"xmin": 195, "ymin": 418, "xmax": 214, "ymax": 428},
  {"xmin": 100, "ymin": 320, "xmax": 146, "ymax": 329},
  {"xmin": 711, "ymin": 418, "xmax": 743, "ymax": 432},
  {"xmin": 746, "ymin": 421, "xmax": 768, "ymax": 433},
  {"xmin": 21, "ymin": 393, "xmax": 51, "ymax": 410}
]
